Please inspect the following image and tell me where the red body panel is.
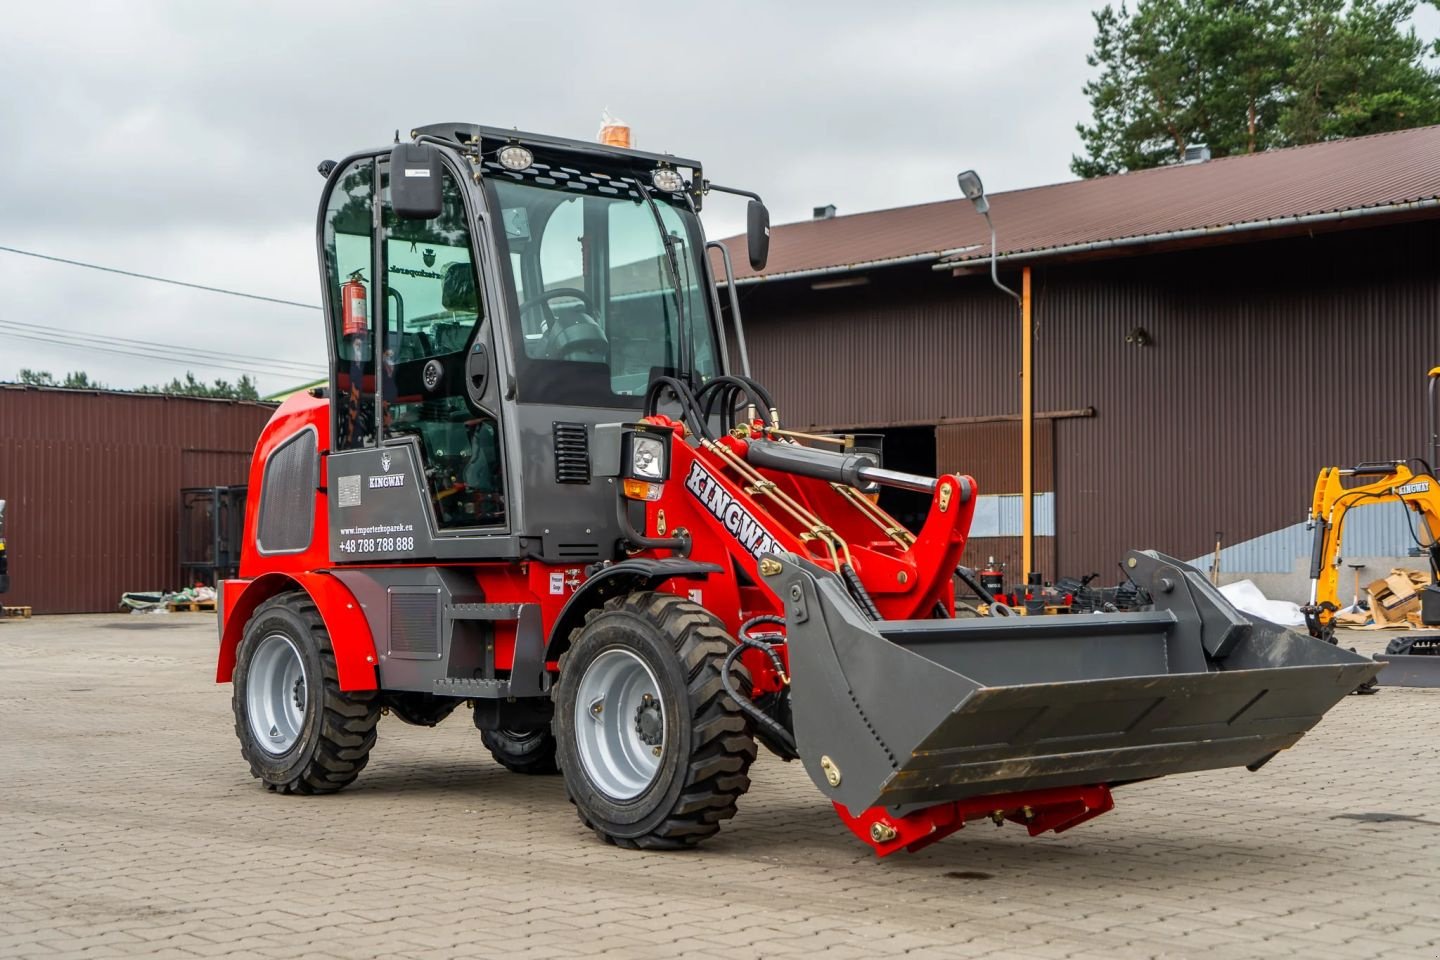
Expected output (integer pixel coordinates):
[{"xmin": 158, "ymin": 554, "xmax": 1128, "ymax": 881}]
[{"xmin": 217, "ymin": 570, "xmax": 379, "ymax": 690}]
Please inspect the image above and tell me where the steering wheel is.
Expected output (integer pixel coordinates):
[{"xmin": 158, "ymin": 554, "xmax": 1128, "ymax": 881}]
[{"xmin": 518, "ymin": 287, "xmax": 597, "ymax": 327}]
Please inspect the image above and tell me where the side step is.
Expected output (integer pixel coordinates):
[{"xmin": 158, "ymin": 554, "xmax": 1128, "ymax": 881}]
[
  {"xmin": 435, "ymin": 601, "xmax": 546, "ymax": 698},
  {"xmin": 448, "ymin": 602, "xmax": 524, "ymax": 621}
]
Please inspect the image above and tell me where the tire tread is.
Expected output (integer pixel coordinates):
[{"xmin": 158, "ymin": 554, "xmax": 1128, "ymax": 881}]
[{"xmin": 555, "ymin": 592, "xmax": 756, "ymax": 850}]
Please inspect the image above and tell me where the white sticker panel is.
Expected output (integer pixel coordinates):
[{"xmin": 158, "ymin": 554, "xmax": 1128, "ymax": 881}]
[{"xmin": 337, "ymin": 474, "xmax": 362, "ymax": 508}]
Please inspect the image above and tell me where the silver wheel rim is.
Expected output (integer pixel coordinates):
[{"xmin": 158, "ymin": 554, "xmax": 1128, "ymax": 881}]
[
  {"xmin": 247, "ymin": 632, "xmax": 308, "ymax": 755},
  {"xmin": 574, "ymin": 648, "xmax": 665, "ymax": 800}
]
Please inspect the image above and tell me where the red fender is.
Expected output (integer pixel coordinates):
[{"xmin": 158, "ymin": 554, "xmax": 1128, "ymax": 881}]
[{"xmin": 217, "ymin": 571, "xmax": 379, "ymax": 691}]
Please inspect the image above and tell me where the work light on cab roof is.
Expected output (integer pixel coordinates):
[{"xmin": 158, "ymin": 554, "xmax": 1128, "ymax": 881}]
[
  {"xmin": 497, "ymin": 142, "xmax": 534, "ymax": 171},
  {"xmin": 651, "ymin": 165, "xmax": 684, "ymax": 193}
]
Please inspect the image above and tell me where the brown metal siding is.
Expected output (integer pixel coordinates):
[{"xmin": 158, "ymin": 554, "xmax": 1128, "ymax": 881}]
[
  {"xmin": 738, "ymin": 269, "xmax": 1019, "ymax": 428},
  {"xmin": 1040, "ymin": 219, "xmax": 1440, "ymax": 574},
  {"xmin": 0, "ymin": 387, "xmax": 273, "ymax": 613},
  {"xmin": 742, "ymin": 219, "xmax": 1440, "ymax": 581}
]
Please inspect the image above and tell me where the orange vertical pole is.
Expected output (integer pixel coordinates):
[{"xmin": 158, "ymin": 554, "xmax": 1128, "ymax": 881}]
[{"xmin": 1021, "ymin": 266, "xmax": 1033, "ymax": 580}]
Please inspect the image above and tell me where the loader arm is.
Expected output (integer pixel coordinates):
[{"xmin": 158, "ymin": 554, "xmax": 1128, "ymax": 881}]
[
  {"xmin": 637, "ymin": 415, "xmax": 978, "ymax": 626},
  {"xmin": 1304, "ymin": 460, "xmax": 1440, "ymax": 640}
]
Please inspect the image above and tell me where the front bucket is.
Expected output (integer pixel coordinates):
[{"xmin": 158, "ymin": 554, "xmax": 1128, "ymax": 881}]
[{"xmin": 770, "ymin": 551, "xmax": 1381, "ymax": 815}]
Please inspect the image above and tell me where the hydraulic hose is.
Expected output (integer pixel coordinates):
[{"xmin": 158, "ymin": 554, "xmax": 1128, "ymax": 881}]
[
  {"xmin": 721, "ymin": 616, "xmax": 798, "ymax": 760},
  {"xmin": 840, "ymin": 563, "xmax": 882, "ymax": 620},
  {"xmin": 643, "ymin": 375, "xmax": 707, "ymax": 439}
]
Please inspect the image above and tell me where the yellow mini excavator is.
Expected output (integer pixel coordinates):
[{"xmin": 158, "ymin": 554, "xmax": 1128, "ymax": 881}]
[{"xmin": 1302, "ymin": 369, "xmax": 1440, "ymax": 685}]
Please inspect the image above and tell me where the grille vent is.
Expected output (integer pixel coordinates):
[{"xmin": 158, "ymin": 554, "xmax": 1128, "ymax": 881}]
[
  {"xmin": 553, "ymin": 422, "xmax": 591, "ymax": 484},
  {"xmin": 256, "ymin": 428, "xmax": 317, "ymax": 555},
  {"xmin": 389, "ymin": 590, "xmax": 441, "ymax": 659},
  {"xmin": 556, "ymin": 542, "xmax": 600, "ymax": 560}
]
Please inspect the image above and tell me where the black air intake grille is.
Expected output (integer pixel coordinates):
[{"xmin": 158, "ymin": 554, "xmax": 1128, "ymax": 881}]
[
  {"xmin": 553, "ymin": 422, "xmax": 591, "ymax": 484},
  {"xmin": 256, "ymin": 429, "xmax": 317, "ymax": 555},
  {"xmin": 389, "ymin": 590, "xmax": 441, "ymax": 659}
]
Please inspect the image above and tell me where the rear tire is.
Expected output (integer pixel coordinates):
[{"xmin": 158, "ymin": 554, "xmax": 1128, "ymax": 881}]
[
  {"xmin": 482, "ymin": 727, "xmax": 559, "ymax": 775},
  {"xmin": 552, "ymin": 592, "xmax": 756, "ymax": 849},
  {"xmin": 232, "ymin": 591, "xmax": 380, "ymax": 794}
]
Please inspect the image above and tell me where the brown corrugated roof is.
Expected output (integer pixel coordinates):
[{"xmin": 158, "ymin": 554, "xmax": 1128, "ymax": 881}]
[{"xmin": 719, "ymin": 124, "xmax": 1440, "ymax": 283}]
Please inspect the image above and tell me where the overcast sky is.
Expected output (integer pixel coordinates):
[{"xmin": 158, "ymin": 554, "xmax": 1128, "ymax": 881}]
[{"xmin": 3, "ymin": 1, "xmax": 1428, "ymax": 396}]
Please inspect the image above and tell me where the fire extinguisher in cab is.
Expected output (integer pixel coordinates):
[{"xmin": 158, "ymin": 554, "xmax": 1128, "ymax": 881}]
[{"xmin": 342, "ymin": 271, "xmax": 368, "ymax": 337}]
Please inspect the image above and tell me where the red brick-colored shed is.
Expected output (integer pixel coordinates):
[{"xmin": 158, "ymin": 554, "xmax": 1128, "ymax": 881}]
[{"xmin": 0, "ymin": 385, "xmax": 273, "ymax": 613}]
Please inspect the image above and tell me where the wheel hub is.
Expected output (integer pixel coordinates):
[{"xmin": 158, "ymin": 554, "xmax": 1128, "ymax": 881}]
[
  {"xmin": 634, "ymin": 695, "xmax": 663, "ymax": 746},
  {"xmin": 574, "ymin": 648, "xmax": 665, "ymax": 800},
  {"xmin": 245, "ymin": 632, "xmax": 308, "ymax": 756}
]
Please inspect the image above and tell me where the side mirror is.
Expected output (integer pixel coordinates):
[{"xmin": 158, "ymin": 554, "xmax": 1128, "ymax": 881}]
[
  {"xmin": 746, "ymin": 200, "xmax": 770, "ymax": 271},
  {"xmin": 390, "ymin": 143, "xmax": 444, "ymax": 220}
]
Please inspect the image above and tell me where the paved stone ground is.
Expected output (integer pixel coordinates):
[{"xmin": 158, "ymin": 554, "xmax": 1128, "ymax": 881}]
[{"xmin": 0, "ymin": 615, "xmax": 1436, "ymax": 960}]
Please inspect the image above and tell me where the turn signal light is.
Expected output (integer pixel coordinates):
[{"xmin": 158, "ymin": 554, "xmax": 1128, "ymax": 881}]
[{"xmin": 622, "ymin": 479, "xmax": 663, "ymax": 501}]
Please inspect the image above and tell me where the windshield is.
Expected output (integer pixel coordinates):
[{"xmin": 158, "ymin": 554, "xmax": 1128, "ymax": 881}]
[{"xmin": 485, "ymin": 166, "xmax": 717, "ymax": 407}]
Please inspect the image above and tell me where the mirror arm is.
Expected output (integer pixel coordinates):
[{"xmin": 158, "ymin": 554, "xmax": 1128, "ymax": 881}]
[
  {"xmin": 706, "ymin": 240, "xmax": 750, "ymax": 377},
  {"xmin": 704, "ymin": 182, "xmax": 764, "ymax": 204}
]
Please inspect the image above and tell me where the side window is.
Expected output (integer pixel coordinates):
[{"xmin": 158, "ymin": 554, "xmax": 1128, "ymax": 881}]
[{"xmin": 323, "ymin": 160, "xmax": 376, "ymax": 450}]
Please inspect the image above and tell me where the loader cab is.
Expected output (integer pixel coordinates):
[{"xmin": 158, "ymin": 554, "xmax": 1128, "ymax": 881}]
[{"xmin": 315, "ymin": 127, "xmax": 728, "ymax": 566}]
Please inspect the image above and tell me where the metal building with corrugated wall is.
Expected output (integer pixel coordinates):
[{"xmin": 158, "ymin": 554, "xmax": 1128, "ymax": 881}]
[
  {"xmin": 0, "ymin": 385, "xmax": 274, "ymax": 613},
  {"xmin": 717, "ymin": 126, "xmax": 1440, "ymax": 599}
]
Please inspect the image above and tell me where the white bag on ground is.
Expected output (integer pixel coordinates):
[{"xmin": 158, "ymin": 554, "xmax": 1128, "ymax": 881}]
[{"xmin": 1219, "ymin": 579, "xmax": 1305, "ymax": 627}]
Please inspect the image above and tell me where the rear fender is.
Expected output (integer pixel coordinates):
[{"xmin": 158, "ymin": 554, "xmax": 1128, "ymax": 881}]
[
  {"xmin": 216, "ymin": 571, "xmax": 379, "ymax": 691},
  {"xmin": 545, "ymin": 559, "xmax": 722, "ymax": 662}
]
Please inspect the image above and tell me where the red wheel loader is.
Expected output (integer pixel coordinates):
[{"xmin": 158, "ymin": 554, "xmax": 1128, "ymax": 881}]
[{"xmin": 217, "ymin": 124, "xmax": 1379, "ymax": 856}]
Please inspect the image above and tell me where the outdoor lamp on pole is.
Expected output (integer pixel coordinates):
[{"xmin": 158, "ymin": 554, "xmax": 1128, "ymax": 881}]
[
  {"xmin": 957, "ymin": 169, "xmax": 1033, "ymax": 583},
  {"xmin": 956, "ymin": 170, "xmax": 1020, "ymax": 305}
]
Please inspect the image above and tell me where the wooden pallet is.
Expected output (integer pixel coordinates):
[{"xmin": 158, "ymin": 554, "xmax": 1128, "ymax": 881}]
[
  {"xmin": 167, "ymin": 599, "xmax": 216, "ymax": 613},
  {"xmin": 1, "ymin": 605, "xmax": 32, "ymax": 619}
]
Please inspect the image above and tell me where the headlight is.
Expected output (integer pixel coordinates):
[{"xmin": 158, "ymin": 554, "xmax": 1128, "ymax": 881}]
[{"xmin": 629, "ymin": 434, "xmax": 667, "ymax": 480}]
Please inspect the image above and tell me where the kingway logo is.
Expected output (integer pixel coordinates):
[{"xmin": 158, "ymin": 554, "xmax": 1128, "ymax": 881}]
[
  {"xmin": 1397, "ymin": 480, "xmax": 1431, "ymax": 495},
  {"xmin": 684, "ymin": 461, "xmax": 780, "ymax": 559},
  {"xmin": 370, "ymin": 452, "xmax": 405, "ymax": 489}
]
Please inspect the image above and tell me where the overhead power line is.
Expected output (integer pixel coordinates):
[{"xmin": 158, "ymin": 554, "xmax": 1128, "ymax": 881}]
[
  {"xmin": 0, "ymin": 318, "xmax": 325, "ymax": 375},
  {"xmin": 0, "ymin": 244, "xmax": 322, "ymax": 311},
  {"xmin": 0, "ymin": 327, "xmax": 326, "ymax": 380}
]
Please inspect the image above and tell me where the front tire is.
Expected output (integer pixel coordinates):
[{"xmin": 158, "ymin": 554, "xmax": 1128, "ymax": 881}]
[
  {"xmin": 232, "ymin": 591, "xmax": 380, "ymax": 794},
  {"xmin": 553, "ymin": 593, "xmax": 756, "ymax": 849}
]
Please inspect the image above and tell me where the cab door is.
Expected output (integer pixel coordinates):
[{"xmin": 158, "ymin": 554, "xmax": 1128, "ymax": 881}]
[
  {"xmin": 376, "ymin": 161, "xmax": 508, "ymax": 535},
  {"xmin": 321, "ymin": 156, "xmax": 510, "ymax": 563}
]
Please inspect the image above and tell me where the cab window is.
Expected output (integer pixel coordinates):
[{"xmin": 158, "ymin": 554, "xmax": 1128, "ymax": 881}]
[
  {"xmin": 322, "ymin": 160, "xmax": 377, "ymax": 450},
  {"xmin": 487, "ymin": 168, "xmax": 717, "ymax": 408}
]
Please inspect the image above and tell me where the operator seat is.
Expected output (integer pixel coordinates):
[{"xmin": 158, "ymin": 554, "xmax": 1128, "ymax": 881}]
[{"xmin": 443, "ymin": 261, "xmax": 477, "ymax": 313}]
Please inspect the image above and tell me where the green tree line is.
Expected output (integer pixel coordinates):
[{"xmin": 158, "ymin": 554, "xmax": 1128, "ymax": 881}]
[
  {"xmin": 1074, "ymin": 0, "xmax": 1440, "ymax": 176},
  {"xmin": 13, "ymin": 368, "xmax": 260, "ymax": 401}
]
